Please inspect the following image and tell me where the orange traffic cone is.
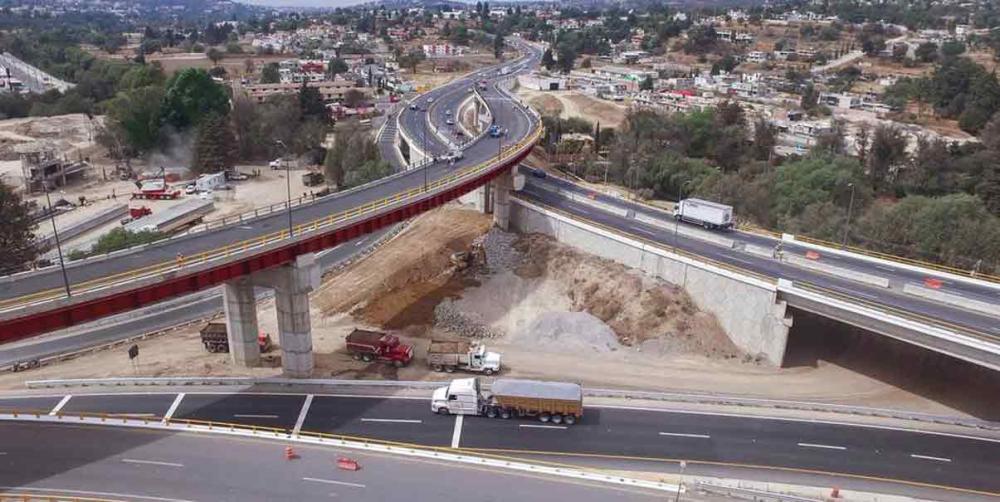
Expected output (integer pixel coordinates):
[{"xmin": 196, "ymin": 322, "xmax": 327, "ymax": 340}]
[{"xmin": 285, "ymin": 446, "xmax": 297, "ymax": 460}]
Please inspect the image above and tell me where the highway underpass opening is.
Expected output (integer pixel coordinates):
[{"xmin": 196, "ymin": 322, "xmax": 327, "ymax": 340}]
[{"xmin": 782, "ymin": 307, "xmax": 1000, "ymax": 421}]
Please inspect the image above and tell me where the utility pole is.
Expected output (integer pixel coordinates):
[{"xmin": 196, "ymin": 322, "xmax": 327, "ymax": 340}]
[
  {"xmin": 44, "ymin": 187, "xmax": 71, "ymax": 298},
  {"xmin": 275, "ymin": 140, "xmax": 294, "ymax": 238}
]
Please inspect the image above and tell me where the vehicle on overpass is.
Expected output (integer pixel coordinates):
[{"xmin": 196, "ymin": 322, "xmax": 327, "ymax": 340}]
[
  {"xmin": 345, "ymin": 329, "xmax": 414, "ymax": 367},
  {"xmin": 673, "ymin": 198, "xmax": 734, "ymax": 230},
  {"xmin": 489, "ymin": 125, "xmax": 505, "ymax": 138},
  {"xmin": 428, "ymin": 340, "xmax": 502, "ymax": 374},
  {"xmin": 432, "ymin": 378, "xmax": 583, "ymax": 425}
]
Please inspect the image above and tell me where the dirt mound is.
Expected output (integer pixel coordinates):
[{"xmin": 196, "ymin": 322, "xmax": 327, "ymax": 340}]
[
  {"xmin": 513, "ymin": 311, "xmax": 621, "ymax": 353},
  {"xmin": 528, "ymin": 94, "xmax": 564, "ymax": 117},
  {"xmin": 512, "ymin": 234, "xmax": 740, "ymax": 358},
  {"xmin": 313, "ymin": 207, "xmax": 492, "ymax": 332}
]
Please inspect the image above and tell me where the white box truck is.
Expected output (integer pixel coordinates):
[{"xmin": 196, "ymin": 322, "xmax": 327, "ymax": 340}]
[{"xmin": 673, "ymin": 198, "xmax": 734, "ymax": 230}]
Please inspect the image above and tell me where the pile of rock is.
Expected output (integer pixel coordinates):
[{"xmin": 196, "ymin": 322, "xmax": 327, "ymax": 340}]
[
  {"xmin": 477, "ymin": 227, "xmax": 522, "ymax": 274},
  {"xmin": 433, "ymin": 300, "xmax": 502, "ymax": 339}
]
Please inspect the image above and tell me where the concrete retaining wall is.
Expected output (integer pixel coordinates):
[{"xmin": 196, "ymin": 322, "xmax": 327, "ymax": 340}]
[{"xmin": 510, "ymin": 198, "xmax": 792, "ymax": 365}]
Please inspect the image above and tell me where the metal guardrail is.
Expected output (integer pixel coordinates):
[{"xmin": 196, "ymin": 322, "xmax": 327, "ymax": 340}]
[{"xmin": 0, "ymin": 125, "xmax": 543, "ymax": 314}]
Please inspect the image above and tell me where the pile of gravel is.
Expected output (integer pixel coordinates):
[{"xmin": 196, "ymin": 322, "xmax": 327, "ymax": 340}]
[
  {"xmin": 477, "ymin": 228, "xmax": 522, "ymax": 274},
  {"xmin": 511, "ymin": 311, "xmax": 621, "ymax": 353},
  {"xmin": 433, "ymin": 300, "xmax": 503, "ymax": 339}
]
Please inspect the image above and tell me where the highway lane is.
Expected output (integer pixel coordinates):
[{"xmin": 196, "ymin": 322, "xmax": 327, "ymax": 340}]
[
  {"xmin": 0, "ymin": 45, "xmax": 539, "ymax": 305},
  {"xmin": 0, "ymin": 421, "xmax": 661, "ymax": 502},
  {"xmin": 519, "ymin": 175, "xmax": 1000, "ymax": 337},
  {"xmin": 525, "ymin": 168, "xmax": 1000, "ymax": 308},
  {"xmin": 0, "ymin": 227, "xmax": 395, "ymax": 368},
  {"xmin": 2, "ymin": 391, "xmax": 997, "ymax": 494}
]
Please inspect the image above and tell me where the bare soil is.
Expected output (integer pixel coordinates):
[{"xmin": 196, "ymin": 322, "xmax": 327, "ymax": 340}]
[{"xmin": 515, "ymin": 88, "xmax": 626, "ymax": 127}]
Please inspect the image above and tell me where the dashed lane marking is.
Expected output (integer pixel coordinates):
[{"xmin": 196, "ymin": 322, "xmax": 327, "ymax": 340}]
[
  {"xmin": 122, "ymin": 458, "xmax": 184, "ymax": 468},
  {"xmin": 359, "ymin": 418, "xmax": 422, "ymax": 424},
  {"xmin": 911, "ymin": 454, "xmax": 952, "ymax": 463},
  {"xmin": 658, "ymin": 432, "xmax": 711, "ymax": 439},
  {"xmin": 302, "ymin": 477, "xmax": 366, "ymax": 489},
  {"xmin": 797, "ymin": 442, "xmax": 847, "ymax": 451},
  {"xmin": 519, "ymin": 424, "xmax": 567, "ymax": 430},
  {"xmin": 233, "ymin": 414, "xmax": 280, "ymax": 419},
  {"xmin": 162, "ymin": 393, "xmax": 184, "ymax": 424},
  {"xmin": 49, "ymin": 395, "xmax": 71, "ymax": 416}
]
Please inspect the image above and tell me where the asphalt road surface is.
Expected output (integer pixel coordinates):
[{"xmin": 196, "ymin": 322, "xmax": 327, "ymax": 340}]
[
  {"xmin": 0, "ymin": 391, "xmax": 996, "ymax": 496},
  {"xmin": 0, "ymin": 421, "xmax": 664, "ymax": 502},
  {"xmin": 518, "ymin": 170, "xmax": 1000, "ymax": 338}
]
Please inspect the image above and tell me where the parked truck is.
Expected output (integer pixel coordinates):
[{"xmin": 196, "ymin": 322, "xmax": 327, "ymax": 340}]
[
  {"xmin": 431, "ymin": 378, "xmax": 583, "ymax": 425},
  {"xmin": 672, "ymin": 198, "xmax": 734, "ymax": 230},
  {"xmin": 345, "ymin": 329, "xmax": 414, "ymax": 367},
  {"xmin": 427, "ymin": 340, "xmax": 501, "ymax": 374},
  {"xmin": 199, "ymin": 323, "xmax": 272, "ymax": 353},
  {"xmin": 302, "ymin": 172, "xmax": 325, "ymax": 187}
]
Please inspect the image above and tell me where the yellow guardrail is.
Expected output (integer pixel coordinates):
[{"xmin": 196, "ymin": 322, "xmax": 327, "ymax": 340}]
[{"xmin": 0, "ymin": 126, "xmax": 543, "ymax": 313}]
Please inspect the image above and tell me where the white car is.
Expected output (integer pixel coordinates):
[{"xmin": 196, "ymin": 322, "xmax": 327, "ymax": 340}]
[{"xmin": 445, "ymin": 118, "xmax": 454, "ymax": 125}]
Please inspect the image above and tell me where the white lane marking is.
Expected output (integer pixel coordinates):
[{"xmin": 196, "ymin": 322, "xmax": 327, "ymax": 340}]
[
  {"xmin": 658, "ymin": 432, "xmax": 711, "ymax": 439},
  {"xmin": 797, "ymin": 442, "xmax": 847, "ymax": 451},
  {"xmin": 302, "ymin": 477, "xmax": 366, "ymax": 489},
  {"xmin": 122, "ymin": 458, "xmax": 184, "ymax": 468},
  {"xmin": 354, "ymin": 240, "xmax": 365, "ymax": 246},
  {"xmin": 850, "ymin": 291, "xmax": 880, "ymax": 301},
  {"xmin": 519, "ymin": 424, "xmax": 567, "ymax": 430},
  {"xmin": 911, "ymin": 454, "xmax": 952, "ymax": 463},
  {"xmin": 451, "ymin": 414, "xmax": 464, "ymax": 448},
  {"xmin": 875, "ymin": 265, "xmax": 896, "ymax": 272},
  {"xmin": 293, "ymin": 394, "xmax": 314, "ymax": 436},
  {"xmin": 233, "ymin": 414, "xmax": 279, "ymax": 419},
  {"xmin": 0, "ymin": 452, "xmax": 6, "ymax": 455},
  {"xmin": 108, "ymin": 413, "xmax": 156, "ymax": 418},
  {"xmin": 49, "ymin": 395, "xmax": 71, "ymax": 416},
  {"xmin": 632, "ymin": 227, "xmax": 658, "ymax": 237},
  {"xmin": 359, "ymin": 418, "xmax": 422, "ymax": 424},
  {"xmin": 0, "ymin": 487, "xmax": 195, "ymax": 502},
  {"xmin": 162, "ymin": 393, "xmax": 185, "ymax": 423},
  {"xmin": 728, "ymin": 257, "xmax": 756, "ymax": 266}
]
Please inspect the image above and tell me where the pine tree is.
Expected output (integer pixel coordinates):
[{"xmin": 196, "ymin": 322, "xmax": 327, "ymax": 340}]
[
  {"xmin": 193, "ymin": 113, "xmax": 237, "ymax": 174},
  {"xmin": 0, "ymin": 180, "xmax": 37, "ymax": 273}
]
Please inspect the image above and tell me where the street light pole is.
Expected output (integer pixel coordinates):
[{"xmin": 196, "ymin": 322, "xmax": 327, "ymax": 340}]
[
  {"xmin": 275, "ymin": 140, "xmax": 293, "ymax": 238},
  {"xmin": 44, "ymin": 187, "xmax": 71, "ymax": 298},
  {"xmin": 841, "ymin": 182, "xmax": 856, "ymax": 248}
]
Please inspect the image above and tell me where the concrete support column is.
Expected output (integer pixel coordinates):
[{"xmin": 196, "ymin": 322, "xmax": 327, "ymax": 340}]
[
  {"xmin": 222, "ymin": 278, "xmax": 260, "ymax": 367},
  {"xmin": 271, "ymin": 253, "xmax": 320, "ymax": 378},
  {"xmin": 492, "ymin": 168, "xmax": 514, "ymax": 230}
]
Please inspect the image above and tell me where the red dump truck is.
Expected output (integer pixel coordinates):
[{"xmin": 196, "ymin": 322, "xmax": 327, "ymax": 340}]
[
  {"xmin": 431, "ymin": 378, "xmax": 583, "ymax": 425},
  {"xmin": 345, "ymin": 329, "xmax": 414, "ymax": 367},
  {"xmin": 199, "ymin": 323, "xmax": 272, "ymax": 354}
]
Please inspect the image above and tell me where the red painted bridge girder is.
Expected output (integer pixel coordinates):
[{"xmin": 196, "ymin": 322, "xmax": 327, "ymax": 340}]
[{"xmin": 0, "ymin": 151, "xmax": 530, "ymax": 343}]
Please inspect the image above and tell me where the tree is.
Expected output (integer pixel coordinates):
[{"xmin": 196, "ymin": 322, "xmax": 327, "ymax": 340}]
[
  {"xmin": 915, "ymin": 42, "xmax": 938, "ymax": 63},
  {"xmin": 493, "ymin": 33, "xmax": 505, "ymax": 60},
  {"xmin": 298, "ymin": 81, "xmax": 328, "ymax": 124},
  {"xmin": 86, "ymin": 228, "xmax": 165, "ymax": 257},
  {"xmin": 328, "ymin": 58, "xmax": 349, "ymax": 77},
  {"xmin": 541, "ymin": 48, "xmax": 555, "ymax": 71},
  {"xmin": 0, "ymin": 180, "xmax": 36, "ymax": 273},
  {"xmin": 193, "ymin": 113, "xmax": 238, "ymax": 174},
  {"xmin": 397, "ymin": 49, "xmax": 425, "ymax": 74},
  {"xmin": 801, "ymin": 84, "xmax": 818, "ymax": 112},
  {"xmin": 556, "ymin": 44, "xmax": 576, "ymax": 73},
  {"xmin": 206, "ymin": 47, "xmax": 224, "ymax": 66},
  {"xmin": 104, "ymin": 85, "xmax": 164, "ymax": 154},
  {"xmin": 751, "ymin": 117, "xmax": 776, "ymax": 161},
  {"xmin": 226, "ymin": 42, "xmax": 243, "ymax": 54},
  {"xmin": 323, "ymin": 142, "xmax": 345, "ymax": 188},
  {"xmin": 260, "ymin": 62, "xmax": 280, "ymax": 84},
  {"xmin": 868, "ymin": 124, "xmax": 907, "ymax": 192},
  {"xmin": 978, "ymin": 163, "xmax": 1000, "ymax": 216},
  {"xmin": 639, "ymin": 75, "xmax": 654, "ymax": 91},
  {"xmin": 230, "ymin": 93, "xmax": 263, "ymax": 160},
  {"xmin": 160, "ymin": 68, "xmax": 229, "ymax": 130},
  {"xmin": 940, "ymin": 41, "xmax": 966, "ymax": 58},
  {"xmin": 343, "ymin": 89, "xmax": 365, "ymax": 108}
]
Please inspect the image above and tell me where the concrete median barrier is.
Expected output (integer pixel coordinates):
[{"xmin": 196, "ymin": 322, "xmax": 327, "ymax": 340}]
[
  {"xmin": 902, "ymin": 283, "xmax": 1000, "ymax": 318},
  {"xmin": 783, "ymin": 254, "xmax": 890, "ymax": 289}
]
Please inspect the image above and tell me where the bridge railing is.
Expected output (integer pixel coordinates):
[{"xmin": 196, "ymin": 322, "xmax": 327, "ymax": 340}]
[{"xmin": 0, "ymin": 125, "xmax": 544, "ymax": 314}]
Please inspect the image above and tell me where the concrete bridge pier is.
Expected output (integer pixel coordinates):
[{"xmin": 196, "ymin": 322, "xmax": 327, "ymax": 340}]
[
  {"xmin": 492, "ymin": 166, "xmax": 522, "ymax": 231},
  {"xmin": 222, "ymin": 277, "xmax": 261, "ymax": 367},
  {"xmin": 222, "ymin": 253, "xmax": 320, "ymax": 378}
]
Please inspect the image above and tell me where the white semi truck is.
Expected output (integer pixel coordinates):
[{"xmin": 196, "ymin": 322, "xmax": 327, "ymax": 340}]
[
  {"xmin": 431, "ymin": 378, "xmax": 583, "ymax": 425},
  {"xmin": 673, "ymin": 198, "xmax": 734, "ymax": 230}
]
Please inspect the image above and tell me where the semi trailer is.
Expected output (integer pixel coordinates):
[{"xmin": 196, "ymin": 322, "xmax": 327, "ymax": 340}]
[{"xmin": 431, "ymin": 378, "xmax": 583, "ymax": 425}]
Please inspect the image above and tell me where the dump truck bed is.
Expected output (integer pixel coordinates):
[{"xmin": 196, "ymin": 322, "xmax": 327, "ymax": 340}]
[
  {"xmin": 346, "ymin": 329, "xmax": 389, "ymax": 345},
  {"xmin": 428, "ymin": 340, "xmax": 472, "ymax": 354}
]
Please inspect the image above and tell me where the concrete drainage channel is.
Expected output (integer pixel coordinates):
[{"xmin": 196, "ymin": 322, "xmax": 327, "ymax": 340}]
[
  {"xmin": 0, "ymin": 411, "xmax": 682, "ymax": 496},
  {"xmin": 21, "ymin": 377, "xmax": 1000, "ymax": 432}
]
